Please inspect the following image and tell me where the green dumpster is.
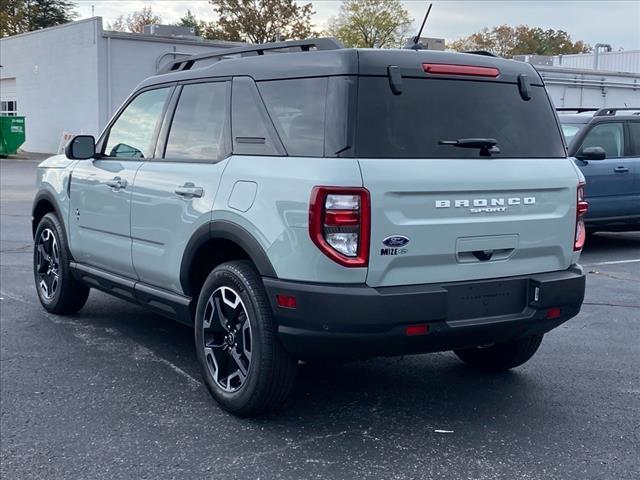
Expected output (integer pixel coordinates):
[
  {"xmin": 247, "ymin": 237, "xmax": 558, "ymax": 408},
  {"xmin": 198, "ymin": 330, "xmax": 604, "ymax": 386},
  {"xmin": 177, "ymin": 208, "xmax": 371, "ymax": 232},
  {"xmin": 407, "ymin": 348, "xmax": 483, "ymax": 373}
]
[{"xmin": 0, "ymin": 116, "xmax": 26, "ymax": 156}]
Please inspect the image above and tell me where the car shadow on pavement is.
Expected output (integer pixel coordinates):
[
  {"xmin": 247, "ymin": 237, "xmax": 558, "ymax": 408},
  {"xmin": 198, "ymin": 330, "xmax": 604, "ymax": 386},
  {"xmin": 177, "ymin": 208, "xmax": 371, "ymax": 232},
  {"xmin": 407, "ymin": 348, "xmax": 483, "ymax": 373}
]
[
  {"xmin": 77, "ymin": 291, "xmax": 554, "ymax": 433},
  {"xmin": 583, "ymin": 231, "xmax": 640, "ymax": 253}
]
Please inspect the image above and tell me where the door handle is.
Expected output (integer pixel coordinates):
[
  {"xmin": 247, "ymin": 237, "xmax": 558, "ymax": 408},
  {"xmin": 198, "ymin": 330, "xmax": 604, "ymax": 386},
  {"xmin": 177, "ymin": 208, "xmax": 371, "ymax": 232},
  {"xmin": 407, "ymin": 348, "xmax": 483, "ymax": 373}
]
[
  {"xmin": 175, "ymin": 182, "xmax": 204, "ymax": 199},
  {"xmin": 614, "ymin": 166, "xmax": 629, "ymax": 173},
  {"xmin": 105, "ymin": 176, "xmax": 127, "ymax": 190}
]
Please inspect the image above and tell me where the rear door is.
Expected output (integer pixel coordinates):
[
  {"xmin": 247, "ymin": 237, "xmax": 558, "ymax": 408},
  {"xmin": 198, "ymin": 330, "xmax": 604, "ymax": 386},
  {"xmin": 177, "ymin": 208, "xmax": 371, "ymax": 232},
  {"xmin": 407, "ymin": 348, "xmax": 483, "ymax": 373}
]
[
  {"xmin": 69, "ymin": 87, "xmax": 172, "ymax": 277},
  {"xmin": 625, "ymin": 120, "xmax": 640, "ymax": 221},
  {"xmin": 574, "ymin": 121, "xmax": 636, "ymax": 220},
  {"xmin": 354, "ymin": 72, "xmax": 579, "ymax": 287},
  {"xmin": 130, "ymin": 80, "xmax": 231, "ymax": 294}
]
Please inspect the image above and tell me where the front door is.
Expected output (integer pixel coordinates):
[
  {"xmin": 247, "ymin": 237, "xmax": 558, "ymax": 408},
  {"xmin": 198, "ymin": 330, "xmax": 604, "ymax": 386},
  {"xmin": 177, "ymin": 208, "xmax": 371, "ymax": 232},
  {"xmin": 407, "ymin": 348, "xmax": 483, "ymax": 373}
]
[
  {"xmin": 131, "ymin": 81, "xmax": 231, "ymax": 293},
  {"xmin": 69, "ymin": 87, "xmax": 172, "ymax": 277},
  {"xmin": 576, "ymin": 121, "xmax": 636, "ymax": 220}
]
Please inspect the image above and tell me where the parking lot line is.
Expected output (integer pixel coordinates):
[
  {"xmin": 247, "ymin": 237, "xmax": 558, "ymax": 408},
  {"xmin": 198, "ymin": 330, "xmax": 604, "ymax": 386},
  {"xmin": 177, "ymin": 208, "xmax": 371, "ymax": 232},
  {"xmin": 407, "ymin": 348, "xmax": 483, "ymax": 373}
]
[{"xmin": 585, "ymin": 258, "xmax": 640, "ymax": 266}]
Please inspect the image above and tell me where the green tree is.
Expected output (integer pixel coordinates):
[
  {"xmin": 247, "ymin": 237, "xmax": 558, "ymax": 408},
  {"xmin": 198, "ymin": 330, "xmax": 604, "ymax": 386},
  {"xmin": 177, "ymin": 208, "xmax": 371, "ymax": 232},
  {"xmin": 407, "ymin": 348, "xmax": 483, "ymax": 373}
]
[
  {"xmin": 210, "ymin": 0, "xmax": 314, "ymax": 44},
  {"xmin": 449, "ymin": 24, "xmax": 591, "ymax": 58},
  {"xmin": 176, "ymin": 9, "xmax": 203, "ymax": 37},
  {"xmin": 109, "ymin": 6, "xmax": 161, "ymax": 34},
  {"xmin": 1, "ymin": 0, "xmax": 77, "ymax": 37},
  {"xmin": 327, "ymin": 0, "xmax": 412, "ymax": 48},
  {"xmin": 174, "ymin": 9, "xmax": 231, "ymax": 41}
]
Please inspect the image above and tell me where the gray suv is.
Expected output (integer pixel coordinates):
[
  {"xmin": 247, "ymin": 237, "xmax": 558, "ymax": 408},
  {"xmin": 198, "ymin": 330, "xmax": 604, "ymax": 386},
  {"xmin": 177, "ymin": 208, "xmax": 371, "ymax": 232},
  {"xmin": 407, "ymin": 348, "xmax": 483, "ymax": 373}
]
[{"xmin": 33, "ymin": 39, "xmax": 587, "ymax": 415}]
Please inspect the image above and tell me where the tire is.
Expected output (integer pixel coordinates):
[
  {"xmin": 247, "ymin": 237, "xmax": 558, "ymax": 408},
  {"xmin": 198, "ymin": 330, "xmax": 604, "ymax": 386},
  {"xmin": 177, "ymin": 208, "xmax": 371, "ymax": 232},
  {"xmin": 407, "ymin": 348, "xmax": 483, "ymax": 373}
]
[
  {"xmin": 194, "ymin": 260, "xmax": 297, "ymax": 416},
  {"xmin": 454, "ymin": 334, "xmax": 544, "ymax": 372},
  {"xmin": 33, "ymin": 213, "xmax": 90, "ymax": 314}
]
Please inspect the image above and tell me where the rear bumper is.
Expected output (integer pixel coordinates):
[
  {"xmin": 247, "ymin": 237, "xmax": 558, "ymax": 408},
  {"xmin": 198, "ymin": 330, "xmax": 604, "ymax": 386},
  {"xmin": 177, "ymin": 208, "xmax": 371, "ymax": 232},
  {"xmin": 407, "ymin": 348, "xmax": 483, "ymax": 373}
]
[{"xmin": 263, "ymin": 266, "xmax": 585, "ymax": 359}]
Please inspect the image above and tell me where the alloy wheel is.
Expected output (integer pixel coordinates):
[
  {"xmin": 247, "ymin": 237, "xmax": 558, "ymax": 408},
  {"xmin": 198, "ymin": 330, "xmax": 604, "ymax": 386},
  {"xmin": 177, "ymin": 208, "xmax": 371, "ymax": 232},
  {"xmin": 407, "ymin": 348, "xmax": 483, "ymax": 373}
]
[
  {"xmin": 202, "ymin": 286, "xmax": 253, "ymax": 392},
  {"xmin": 36, "ymin": 228, "xmax": 60, "ymax": 300}
]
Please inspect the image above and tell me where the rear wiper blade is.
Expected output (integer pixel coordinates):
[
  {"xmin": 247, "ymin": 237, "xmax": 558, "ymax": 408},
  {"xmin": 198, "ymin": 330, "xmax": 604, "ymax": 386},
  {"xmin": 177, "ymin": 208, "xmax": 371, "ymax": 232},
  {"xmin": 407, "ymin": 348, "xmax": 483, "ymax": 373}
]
[{"xmin": 439, "ymin": 138, "xmax": 500, "ymax": 156}]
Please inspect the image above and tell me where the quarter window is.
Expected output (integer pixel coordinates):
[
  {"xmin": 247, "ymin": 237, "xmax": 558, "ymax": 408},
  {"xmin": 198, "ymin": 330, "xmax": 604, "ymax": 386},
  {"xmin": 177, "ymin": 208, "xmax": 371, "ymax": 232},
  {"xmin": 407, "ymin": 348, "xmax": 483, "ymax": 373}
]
[
  {"xmin": 231, "ymin": 77, "xmax": 282, "ymax": 156},
  {"xmin": 165, "ymin": 82, "xmax": 228, "ymax": 160},
  {"xmin": 258, "ymin": 78, "xmax": 327, "ymax": 157},
  {"xmin": 579, "ymin": 122, "xmax": 624, "ymax": 158},
  {"xmin": 104, "ymin": 88, "xmax": 170, "ymax": 158}
]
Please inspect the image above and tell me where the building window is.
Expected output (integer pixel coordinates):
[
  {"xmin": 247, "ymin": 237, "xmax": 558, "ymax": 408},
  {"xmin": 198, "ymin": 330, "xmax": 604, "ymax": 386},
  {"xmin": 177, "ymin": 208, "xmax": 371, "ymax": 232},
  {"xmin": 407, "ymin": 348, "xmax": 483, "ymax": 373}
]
[{"xmin": 0, "ymin": 101, "xmax": 18, "ymax": 116}]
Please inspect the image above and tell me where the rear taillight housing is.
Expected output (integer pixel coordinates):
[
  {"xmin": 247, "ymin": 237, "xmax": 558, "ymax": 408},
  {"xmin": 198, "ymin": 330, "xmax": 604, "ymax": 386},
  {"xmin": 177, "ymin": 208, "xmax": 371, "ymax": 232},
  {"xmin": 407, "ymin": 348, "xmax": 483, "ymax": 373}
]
[
  {"xmin": 309, "ymin": 187, "xmax": 370, "ymax": 267},
  {"xmin": 574, "ymin": 182, "xmax": 588, "ymax": 251}
]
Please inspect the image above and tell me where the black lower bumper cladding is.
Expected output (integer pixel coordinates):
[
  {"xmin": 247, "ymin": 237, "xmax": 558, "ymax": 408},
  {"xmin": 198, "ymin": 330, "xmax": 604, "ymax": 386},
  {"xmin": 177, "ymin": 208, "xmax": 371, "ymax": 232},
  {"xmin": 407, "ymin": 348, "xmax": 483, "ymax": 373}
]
[{"xmin": 264, "ymin": 266, "xmax": 585, "ymax": 359}]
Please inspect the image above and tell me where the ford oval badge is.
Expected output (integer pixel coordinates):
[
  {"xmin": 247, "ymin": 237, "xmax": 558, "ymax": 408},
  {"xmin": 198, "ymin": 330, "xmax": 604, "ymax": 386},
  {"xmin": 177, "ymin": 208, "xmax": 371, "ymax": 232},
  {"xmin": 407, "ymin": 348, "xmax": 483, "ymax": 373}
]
[{"xmin": 382, "ymin": 235, "xmax": 410, "ymax": 247}]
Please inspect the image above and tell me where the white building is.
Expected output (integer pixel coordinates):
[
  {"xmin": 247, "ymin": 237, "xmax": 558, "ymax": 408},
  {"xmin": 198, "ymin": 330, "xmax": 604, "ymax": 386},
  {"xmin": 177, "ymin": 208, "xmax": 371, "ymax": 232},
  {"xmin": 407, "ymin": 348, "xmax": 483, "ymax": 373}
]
[
  {"xmin": 0, "ymin": 18, "xmax": 240, "ymax": 153},
  {"xmin": 516, "ymin": 49, "xmax": 640, "ymax": 109}
]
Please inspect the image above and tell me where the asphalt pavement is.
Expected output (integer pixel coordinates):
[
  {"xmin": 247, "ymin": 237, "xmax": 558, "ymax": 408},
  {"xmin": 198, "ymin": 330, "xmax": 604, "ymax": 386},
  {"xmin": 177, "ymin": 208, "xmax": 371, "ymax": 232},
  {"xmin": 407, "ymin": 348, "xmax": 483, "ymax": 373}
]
[{"xmin": 1, "ymin": 158, "xmax": 639, "ymax": 480}]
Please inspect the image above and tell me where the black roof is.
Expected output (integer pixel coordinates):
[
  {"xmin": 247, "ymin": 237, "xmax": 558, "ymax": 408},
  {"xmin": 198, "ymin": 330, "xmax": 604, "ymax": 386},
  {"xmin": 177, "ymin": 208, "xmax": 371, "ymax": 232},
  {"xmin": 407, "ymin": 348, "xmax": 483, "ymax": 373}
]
[{"xmin": 137, "ymin": 39, "xmax": 542, "ymax": 90}]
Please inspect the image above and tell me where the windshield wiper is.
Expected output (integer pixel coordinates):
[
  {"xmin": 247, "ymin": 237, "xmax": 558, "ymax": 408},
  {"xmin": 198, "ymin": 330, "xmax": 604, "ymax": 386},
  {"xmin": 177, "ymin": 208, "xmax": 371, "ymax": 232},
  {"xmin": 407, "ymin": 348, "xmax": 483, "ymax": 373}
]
[{"xmin": 439, "ymin": 138, "xmax": 500, "ymax": 157}]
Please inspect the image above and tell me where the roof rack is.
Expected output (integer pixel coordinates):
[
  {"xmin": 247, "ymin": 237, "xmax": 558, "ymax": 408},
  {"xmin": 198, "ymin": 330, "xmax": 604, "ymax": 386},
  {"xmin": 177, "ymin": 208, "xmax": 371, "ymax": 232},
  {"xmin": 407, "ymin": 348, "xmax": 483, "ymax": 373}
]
[
  {"xmin": 556, "ymin": 108, "xmax": 599, "ymax": 114},
  {"xmin": 594, "ymin": 107, "xmax": 640, "ymax": 116},
  {"xmin": 158, "ymin": 38, "xmax": 344, "ymax": 74}
]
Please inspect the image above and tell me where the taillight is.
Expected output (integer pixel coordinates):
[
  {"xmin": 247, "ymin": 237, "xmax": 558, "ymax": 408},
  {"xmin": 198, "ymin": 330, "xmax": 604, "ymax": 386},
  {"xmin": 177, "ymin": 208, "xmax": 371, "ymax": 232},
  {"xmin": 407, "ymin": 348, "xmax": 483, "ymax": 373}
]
[
  {"xmin": 309, "ymin": 187, "xmax": 370, "ymax": 267},
  {"xmin": 574, "ymin": 182, "xmax": 588, "ymax": 251},
  {"xmin": 422, "ymin": 63, "xmax": 500, "ymax": 77}
]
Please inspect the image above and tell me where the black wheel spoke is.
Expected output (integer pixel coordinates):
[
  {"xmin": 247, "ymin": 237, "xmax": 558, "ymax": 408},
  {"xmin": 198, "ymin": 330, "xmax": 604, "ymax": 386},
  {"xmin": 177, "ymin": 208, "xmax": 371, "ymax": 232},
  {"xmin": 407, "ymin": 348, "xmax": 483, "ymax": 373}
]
[
  {"xmin": 38, "ymin": 244, "xmax": 51, "ymax": 263},
  {"xmin": 230, "ymin": 349, "xmax": 248, "ymax": 376},
  {"xmin": 213, "ymin": 297, "xmax": 231, "ymax": 331}
]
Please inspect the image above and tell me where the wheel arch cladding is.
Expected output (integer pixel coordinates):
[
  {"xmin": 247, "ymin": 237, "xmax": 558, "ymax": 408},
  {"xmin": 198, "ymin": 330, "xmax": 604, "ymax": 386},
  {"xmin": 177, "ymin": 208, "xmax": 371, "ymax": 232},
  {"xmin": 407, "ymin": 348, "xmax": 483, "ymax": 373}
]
[
  {"xmin": 32, "ymin": 191, "xmax": 61, "ymax": 238},
  {"xmin": 180, "ymin": 220, "xmax": 277, "ymax": 298}
]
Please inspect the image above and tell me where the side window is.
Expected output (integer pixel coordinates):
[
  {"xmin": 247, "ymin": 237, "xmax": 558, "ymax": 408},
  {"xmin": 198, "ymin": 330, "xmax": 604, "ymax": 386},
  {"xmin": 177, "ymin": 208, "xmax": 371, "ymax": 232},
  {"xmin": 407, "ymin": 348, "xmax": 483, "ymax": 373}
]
[
  {"xmin": 165, "ymin": 82, "xmax": 229, "ymax": 161},
  {"xmin": 104, "ymin": 88, "xmax": 170, "ymax": 158},
  {"xmin": 628, "ymin": 122, "xmax": 640, "ymax": 156},
  {"xmin": 258, "ymin": 78, "xmax": 327, "ymax": 157},
  {"xmin": 580, "ymin": 122, "xmax": 624, "ymax": 158},
  {"xmin": 231, "ymin": 77, "xmax": 282, "ymax": 156}
]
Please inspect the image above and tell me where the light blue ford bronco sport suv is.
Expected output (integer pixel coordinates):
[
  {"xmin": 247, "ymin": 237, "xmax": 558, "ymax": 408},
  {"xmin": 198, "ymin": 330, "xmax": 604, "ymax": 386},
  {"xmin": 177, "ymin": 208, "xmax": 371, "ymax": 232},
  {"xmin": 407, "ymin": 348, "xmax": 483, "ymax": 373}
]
[{"xmin": 33, "ymin": 39, "xmax": 587, "ymax": 415}]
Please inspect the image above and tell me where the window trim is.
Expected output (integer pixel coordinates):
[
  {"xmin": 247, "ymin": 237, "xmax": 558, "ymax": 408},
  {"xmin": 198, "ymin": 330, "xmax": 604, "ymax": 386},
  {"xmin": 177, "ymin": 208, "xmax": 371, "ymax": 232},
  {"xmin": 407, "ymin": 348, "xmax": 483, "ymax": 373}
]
[
  {"xmin": 155, "ymin": 78, "xmax": 232, "ymax": 164},
  {"xmin": 96, "ymin": 83, "xmax": 176, "ymax": 161}
]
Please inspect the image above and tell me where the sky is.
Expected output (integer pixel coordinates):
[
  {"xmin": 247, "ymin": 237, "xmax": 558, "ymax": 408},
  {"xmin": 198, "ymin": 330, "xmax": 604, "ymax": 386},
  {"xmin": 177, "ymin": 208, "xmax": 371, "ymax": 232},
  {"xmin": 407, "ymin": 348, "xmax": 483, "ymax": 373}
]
[{"xmin": 76, "ymin": 0, "xmax": 640, "ymax": 50}]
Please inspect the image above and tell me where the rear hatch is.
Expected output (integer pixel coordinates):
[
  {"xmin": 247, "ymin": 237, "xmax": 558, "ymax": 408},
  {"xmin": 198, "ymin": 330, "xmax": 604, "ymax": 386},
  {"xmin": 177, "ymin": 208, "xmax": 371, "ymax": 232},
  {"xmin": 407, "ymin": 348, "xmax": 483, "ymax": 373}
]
[{"xmin": 355, "ymin": 50, "xmax": 579, "ymax": 287}]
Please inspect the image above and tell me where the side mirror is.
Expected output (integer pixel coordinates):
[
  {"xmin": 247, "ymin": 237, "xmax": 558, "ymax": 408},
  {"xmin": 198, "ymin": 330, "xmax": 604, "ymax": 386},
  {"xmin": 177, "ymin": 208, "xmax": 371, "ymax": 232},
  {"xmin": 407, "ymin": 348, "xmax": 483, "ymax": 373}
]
[
  {"xmin": 577, "ymin": 146, "xmax": 606, "ymax": 161},
  {"xmin": 65, "ymin": 135, "xmax": 96, "ymax": 160}
]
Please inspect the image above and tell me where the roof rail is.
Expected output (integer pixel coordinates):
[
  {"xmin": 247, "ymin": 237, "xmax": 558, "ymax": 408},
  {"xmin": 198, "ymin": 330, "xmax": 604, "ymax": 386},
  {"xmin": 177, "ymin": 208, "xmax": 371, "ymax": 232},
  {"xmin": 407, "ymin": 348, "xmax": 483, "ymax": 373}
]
[
  {"xmin": 594, "ymin": 107, "xmax": 640, "ymax": 117},
  {"xmin": 158, "ymin": 37, "xmax": 344, "ymax": 74},
  {"xmin": 556, "ymin": 108, "xmax": 599, "ymax": 114}
]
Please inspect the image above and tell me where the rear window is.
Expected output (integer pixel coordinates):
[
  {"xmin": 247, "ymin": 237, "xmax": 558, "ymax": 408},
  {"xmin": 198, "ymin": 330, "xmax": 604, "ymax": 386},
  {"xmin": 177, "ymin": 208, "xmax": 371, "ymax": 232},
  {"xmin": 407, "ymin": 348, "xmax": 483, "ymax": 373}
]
[{"xmin": 355, "ymin": 77, "xmax": 566, "ymax": 158}]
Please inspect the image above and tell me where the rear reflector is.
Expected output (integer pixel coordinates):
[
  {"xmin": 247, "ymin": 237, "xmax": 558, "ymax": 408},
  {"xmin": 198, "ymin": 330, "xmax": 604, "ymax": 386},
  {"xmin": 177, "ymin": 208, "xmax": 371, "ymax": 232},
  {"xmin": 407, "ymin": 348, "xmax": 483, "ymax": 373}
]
[
  {"xmin": 546, "ymin": 307, "xmax": 562, "ymax": 320},
  {"xmin": 324, "ymin": 210, "xmax": 360, "ymax": 226},
  {"xmin": 276, "ymin": 294, "xmax": 297, "ymax": 309},
  {"xmin": 405, "ymin": 324, "xmax": 429, "ymax": 336},
  {"xmin": 423, "ymin": 63, "xmax": 500, "ymax": 77}
]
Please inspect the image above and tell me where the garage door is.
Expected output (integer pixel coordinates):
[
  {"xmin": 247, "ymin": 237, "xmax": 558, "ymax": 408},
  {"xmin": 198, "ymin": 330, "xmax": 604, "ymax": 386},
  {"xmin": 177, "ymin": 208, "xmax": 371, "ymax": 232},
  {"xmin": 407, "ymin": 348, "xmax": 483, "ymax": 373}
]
[{"xmin": 1, "ymin": 78, "xmax": 18, "ymax": 115}]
